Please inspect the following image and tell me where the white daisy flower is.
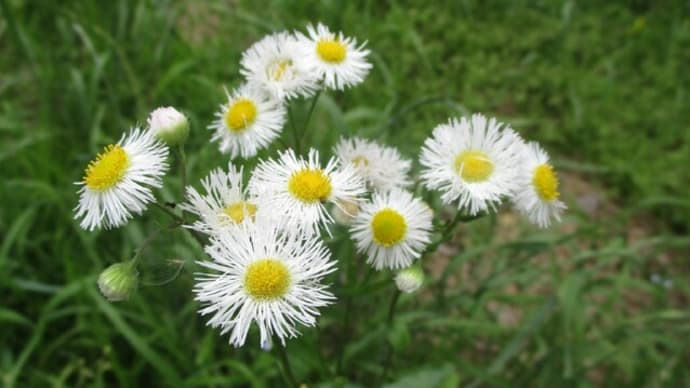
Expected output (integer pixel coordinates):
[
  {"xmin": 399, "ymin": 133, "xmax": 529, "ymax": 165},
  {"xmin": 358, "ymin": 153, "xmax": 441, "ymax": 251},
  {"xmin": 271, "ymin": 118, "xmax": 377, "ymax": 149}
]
[
  {"xmin": 419, "ymin": 114, "xmax": 524, "ymax": 215},
  {"xmin": 194, "ymin": 221, "xmax": 336, "ymax": 347},
  {"xmin": 334, "ymin": 136, "xmax": 412, "ymax": 190},
  {"xmin": 240, "ymin": 32, "xmax": 319, "ymax": 101},
  {"xmin": 74, "ymin": 129, "xmax": 169, "ymax": 231},
  {"xmin": 350, "ymin": 188, "xmax": 433, "ymax": 270},
  {"xmin": 296, "ymin": 22, "xmax": 372, "ymax": 90},
  {"xmin": 512, "ymin": 142, "xmax": 567, "ymax": 228},
  {"xmin": 180, "ymin": 163, "xmax": 262, "ymax": 235},
  {"xmin": 209, "ymin": 84, "xmax": 286, "ymax": 159},
  {"xmin": 248, "ymin": 148, "xmax": 365, "ymax": 233}
]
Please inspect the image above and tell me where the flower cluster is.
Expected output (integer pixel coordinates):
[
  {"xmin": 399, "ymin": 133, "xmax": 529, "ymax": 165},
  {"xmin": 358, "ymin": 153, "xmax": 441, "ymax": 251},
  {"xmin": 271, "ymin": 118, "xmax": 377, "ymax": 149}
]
[
  {"xmin": 210, "ymin": 23, "xmax": 372, "ymax": 159},
  {"xmin": 419, "ymin": 114, "xmax": 567, "ymax": 227},
  {"xmin": 74, "ymin": 22, "xmax": 566, "ymax": 350}
]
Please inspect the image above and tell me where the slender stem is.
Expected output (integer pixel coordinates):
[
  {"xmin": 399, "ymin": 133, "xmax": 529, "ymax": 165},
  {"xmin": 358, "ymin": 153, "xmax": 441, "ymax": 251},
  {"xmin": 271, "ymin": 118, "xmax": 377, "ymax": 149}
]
[
  {"xmin": 177, "ymin": 144, "xmax": 188, "ymax": 194},
  {"xmin": 288, "ymin": 106, "xmax": 300, "ymax": 154},
  {"xmin": 275, "ymin": 343, "xmax": 298, "ymax": 388},
  {"xmin": 336, "ymin": 251, "xmax": 366, "ymax": 375},
  {"xmin": 301, "ymin": 91, "xmax": 321, "ymax": 146},
  {"xmin": 153, "ymin": 202, "xmax": 207, "ymax": 248},
  {"xmin": 424, "ymin": 211, "xmax": 482, "ymax": 255},
  {"xmin": 386, "ymin": 289, "xmax": 401, "ymax": 326},
  {"xmin": 378, "ymin": 289, "xmax": 401, "ymax": 386}
]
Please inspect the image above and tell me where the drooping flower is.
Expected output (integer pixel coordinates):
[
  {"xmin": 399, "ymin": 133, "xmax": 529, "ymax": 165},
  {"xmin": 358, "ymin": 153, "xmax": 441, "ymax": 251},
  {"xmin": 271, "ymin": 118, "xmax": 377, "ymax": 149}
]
[{"xmin": 97, "ymin": 261, "xmax": 139, "ymax": 302}]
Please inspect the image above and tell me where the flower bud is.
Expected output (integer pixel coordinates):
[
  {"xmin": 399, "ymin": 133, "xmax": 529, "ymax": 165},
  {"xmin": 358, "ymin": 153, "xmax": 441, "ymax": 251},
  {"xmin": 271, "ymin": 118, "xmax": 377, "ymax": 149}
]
[
  {"xmin": 97, "ymin": 261, "xmax": 138, "ymax": 302},
  {"xmin": 394, "ymin": 266, "xmax": 424, "ymax": 294},
  {"xmin": 147, "ymin": 106, "xmax": 189, "ymax": 146},
  {"xmin": 332, "ymin": 199, "xmax": 360, "ymax": 226}
]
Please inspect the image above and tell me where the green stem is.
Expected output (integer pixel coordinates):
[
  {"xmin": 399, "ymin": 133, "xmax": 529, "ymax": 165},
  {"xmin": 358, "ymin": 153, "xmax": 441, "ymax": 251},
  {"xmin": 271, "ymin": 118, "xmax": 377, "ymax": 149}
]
[
  {"xmin": 177, "ymin": 144, "xmax": 188, "ymax": 194},
  {"xmin": 152, "ymin": 201, "xmax": 207, "ymax": 249},
  {"xmin": 275, "ymin": 343, "xmax": 298, "ymax": 388},
  {"xmin": 288, "ymin": 106, "xmax": 300, "ymax": 154},
  {"xmin": 152, "ymin": 202, "xmax": 184, "ymax": 224},
  {"xmin": 315, "ymin": 323, "xmax": 332, "ymax": 379},
  {"xmin": 386, "ymin": 289, "xmax": 401, "ymax": 326},
  {"xmin": 378, "ymin": 289, "xmax": 401, "ymax": 386},
  {"xmin": 424, "ymin": 211, "xmax": 484, "ymax": 255},
  {"xmin": 301, "ymin": 91, "xmax": 321, "ymax": 146},
  {"xmin": 336, "ymin": 251, "xmax": 367, "ymax": 375}
]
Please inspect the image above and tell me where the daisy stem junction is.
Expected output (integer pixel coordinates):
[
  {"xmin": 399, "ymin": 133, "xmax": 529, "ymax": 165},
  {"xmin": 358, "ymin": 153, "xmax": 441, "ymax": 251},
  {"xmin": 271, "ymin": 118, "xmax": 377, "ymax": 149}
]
[
  {"xmin": 151, "ymin": 201, "xmax": 207, "ymax": 248},
  {"xmin": 423, "ymin": 211, "xmax": 485, "ymax": 255}
]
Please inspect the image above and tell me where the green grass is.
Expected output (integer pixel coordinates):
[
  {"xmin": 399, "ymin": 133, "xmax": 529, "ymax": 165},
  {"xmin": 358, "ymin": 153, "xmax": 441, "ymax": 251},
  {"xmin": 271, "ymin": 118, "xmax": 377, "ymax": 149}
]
[{"xmin": 2, "ymin": 0, "xmax": 690, "ymax": 386}]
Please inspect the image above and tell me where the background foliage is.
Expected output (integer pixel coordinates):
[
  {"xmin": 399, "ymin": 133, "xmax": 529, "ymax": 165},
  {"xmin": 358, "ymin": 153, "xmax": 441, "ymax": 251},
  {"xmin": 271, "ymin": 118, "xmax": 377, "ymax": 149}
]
[{"xmin": 1, "ymin": 0, "xmax": 689, "ymax": 386}]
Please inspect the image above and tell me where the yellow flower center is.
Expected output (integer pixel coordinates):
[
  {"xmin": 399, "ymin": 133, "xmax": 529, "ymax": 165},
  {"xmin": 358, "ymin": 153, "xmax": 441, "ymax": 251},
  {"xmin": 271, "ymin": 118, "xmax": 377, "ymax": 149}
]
[
  {"xmin": 268, "ymin": 59, "xmax": 292, "ymax": 81},
  {"xmin": 316, "ymin": 39, "xmax": 347, "ymax": 63},
  {"xmin": 224, "ymin": 99, "xmax": 257, "ymax": 132},
  {"xmin": 533, "ymin": 164, "xmax": 560, "ymax": 201},
  {"xmin": 288, "ymin": 168, "xmax": 332, "ymax": 203},
  {"xmin": 454, "ymin": 150, "xmax": 494, "ymax": 182},
  {"xmin": 244, "ymin": 258, "xmax": 290, "ymax": 300},
  {"xmin": 223, "ymin": 201, "xmax": 258, "ymax": 223},
  {"xmin": 371, "ymin": 208, "xmax": 407, "ymax": 247},
  {"xmin": 352, "ymin": 156, "xmax": 369, "ymax": 167},
  {"xmin": 83, "ymin": 144, "xmax": 130, "ymax": 191}
]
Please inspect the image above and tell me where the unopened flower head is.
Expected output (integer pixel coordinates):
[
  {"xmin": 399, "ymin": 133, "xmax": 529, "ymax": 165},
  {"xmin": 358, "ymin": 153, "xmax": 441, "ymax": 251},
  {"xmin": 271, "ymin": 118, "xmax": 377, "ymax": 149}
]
[
  {"xmin": 147, "ymin": 106, "xmax": 189, "ymax": 146},
  {"xmin": 419, "ymin": 114, "xmax": 524, "ymax": 215},
  {"xmin": 296, "ymin": 22, "xmax": 372, "ymax": 90},
  {"xmin": 209, "ymin": 84, "xmax": 286, "ymax": 159},
  {"xmin": 395, "ymin": 266, "xmax": 424, "ymax": 294},
  {"xmin": 334, "ymin": 137, "xmax": 412, "ymax": 191},
  {"xmin": 331, "ymin": 198, "xmax": 360, "ymax": 226},
  {"xmin": 512, "ymin": 142, "xmax": 566, "ymax": 228},
  {"xmin": 249, "ymin": 148, "xmax": 365, "ymax": 233},
  {"xmin": 350, "ymin": 188, "xmax": 433, "ymax": 270},
  {"xmin": 194, "ymin": 221, "xmax": 336, "ymax": 347},
  {"xmin": 241, "ymin": 32, "xmax": 320, "ymax": 101},
  {"xmin": 98, "ymin": 261, "xmax": 138, "ymax": 302},
  {"xmin": 180, "ymin": 163, "xmax": 263, "ymax": 235},
  {"xmin": 74, "ymin": 128, "xmax": 169, "ymax": 230}
]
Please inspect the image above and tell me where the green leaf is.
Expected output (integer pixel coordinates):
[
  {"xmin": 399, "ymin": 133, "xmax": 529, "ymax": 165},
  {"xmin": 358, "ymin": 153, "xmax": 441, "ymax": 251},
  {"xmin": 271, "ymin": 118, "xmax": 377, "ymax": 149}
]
[
  {"xmin": 88, "ymin": 286, "xmax": 184, "ymax": 387},
  {"xmin": 383, "ymin": 364, "xmax": 459, "ymax": 388}
]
